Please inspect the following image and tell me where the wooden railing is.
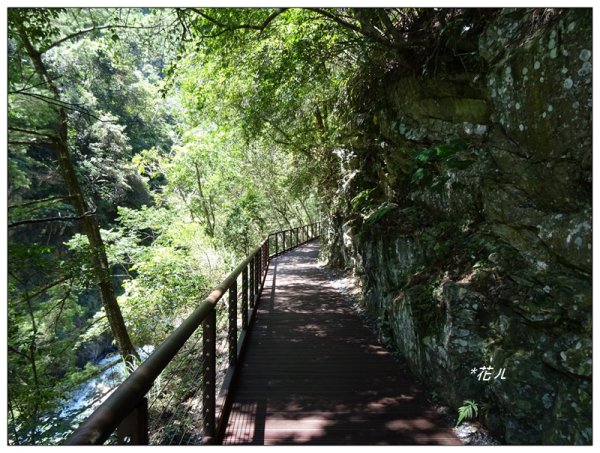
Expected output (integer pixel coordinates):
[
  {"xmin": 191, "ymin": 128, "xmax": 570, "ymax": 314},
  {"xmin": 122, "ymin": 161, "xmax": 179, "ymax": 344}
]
[
  {"xmin": 268, "ymin": 222, "xmax": 320, "ymax": 258},
  {"xmin": 66, "ymin": 222, "xmax": 320, "ymax": 445}
]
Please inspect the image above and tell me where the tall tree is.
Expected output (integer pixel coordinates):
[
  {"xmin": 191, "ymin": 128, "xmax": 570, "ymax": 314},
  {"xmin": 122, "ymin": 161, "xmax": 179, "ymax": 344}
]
[{"xmin": 9, "ymin": 9, "xmax": 139, "ymax": 363}]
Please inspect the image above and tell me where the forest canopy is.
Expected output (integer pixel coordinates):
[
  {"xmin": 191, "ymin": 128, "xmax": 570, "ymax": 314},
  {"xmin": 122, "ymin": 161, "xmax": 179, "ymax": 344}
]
[
  {"xmin": 6, "ymin": 7, "xmax": 327, "ymax": 443},
  {"xmin": 6, "ymin": 6, "xmax": 497, "ymax": 444}
]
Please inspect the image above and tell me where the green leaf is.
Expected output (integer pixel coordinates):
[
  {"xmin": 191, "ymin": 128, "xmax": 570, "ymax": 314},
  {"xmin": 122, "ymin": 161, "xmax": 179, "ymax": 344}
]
[
  {"xmin": 411, "ymin": 167, "xmax": 426, "ymax": 183},
  {"xmin": 431, "ymin": 175, "xmax": 451, "ymax": 191},
  {"xmin": 456, "ymin": 400, "xmax": 478, "ymax": 426},
  {"xmin": 436, "ymin": 138, "xmax": 468, "ymax": 158},
  {"xmin": 351, "ymin": 188, "xmax": 375, "ymax": 212},
  {"xmin": 365, "ymin": 203, "xmax": 397, "ymax": 225},
  {"xmin": 435, "ymin": 145, "xmax": 455, "ymax": 158},
  {"xmin": 414, "ymin": 147, "xmax": 437, "ymax": 163},
  {"xmin": 445, "ymin": 157, "xmax": 475, "ymax": 170}
]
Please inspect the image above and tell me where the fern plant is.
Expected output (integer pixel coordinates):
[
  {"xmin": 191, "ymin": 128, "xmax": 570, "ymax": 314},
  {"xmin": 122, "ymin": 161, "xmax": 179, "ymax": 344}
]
[
  {"xmin": 350, "ymin": 188, "xmax": 376, "ymax": 213},
  {"xmin": 410, "ymin": 138, "xmax": 474, "ymax": 192},
  {"xmin": 456, "ymin": 399, "xmax": 479, "ymax": 426},
  {"xmin": 365, "ymin": 202, "xmax": 397, "ymax": 225}
]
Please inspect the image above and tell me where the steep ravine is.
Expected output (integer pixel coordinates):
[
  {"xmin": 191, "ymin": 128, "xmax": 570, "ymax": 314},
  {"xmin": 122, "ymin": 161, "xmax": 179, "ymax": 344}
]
[{"xmin": 323, "ymin": 9, "xmax": 591, "ymax": 444}]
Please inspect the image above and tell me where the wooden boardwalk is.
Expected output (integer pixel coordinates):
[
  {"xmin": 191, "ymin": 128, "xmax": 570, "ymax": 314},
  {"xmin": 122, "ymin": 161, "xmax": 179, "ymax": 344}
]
[{"xmin": 222, "ymin": 240, "xmax": 461, "ymax": 445}]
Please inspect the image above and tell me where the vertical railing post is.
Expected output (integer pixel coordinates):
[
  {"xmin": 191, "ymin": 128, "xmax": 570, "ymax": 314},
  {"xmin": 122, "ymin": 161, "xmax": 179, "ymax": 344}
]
[
  {"xmin": 256, "ymin": 247, "xmax": 263, "ymax": 280},
  {"xmin": 296, "ymin": 227, "xmax": 299, "ymax": 247},
  {"xmin": 249, "ymin": 257, "xmax": 255, "ymax": 308},
  {"xmin": 283, "ymin": 230, "xmax": 286, "ymax": 253},
  {"xmin": 275, "ymin": 233, "xmax": 279, "ymax": 256},
  {"xmin": 258, "ymin": 245, "xmax": 263, "ymax": 286},
  {"xmin": 202, "ymin": 308, "xmax": 216, "ymax": 440},
  {"xmin": 259, "ymin": 247, "xmax": 262, "ymax": 283},
  {"xmin": 228, "ymin": 281, "xmax": 237, "ymax": 366},
  {"xmin": 116, "ymin": 397, "xmax": 148, "ymax": 445},
  {"xmin": 265, "ymin": 239, "xmax": 269, "ymax": 269},
  {"xmin": 263, "ymin": 242, "xmax": 268, "ymax": 279},
  {"xmin": 268, "ymin": 235, "xmax": 271, "ymax": 259},
  {"xmin": 254, "ymin": 253, "xmax": 259, "ymax": 296},
  {"xmin": 265, "ymin": 240, "xmax": 268, "ymax": 268},
  {"xmin": 256, "ymin": 253, "xmax": 260, "ymax": 295},
  {"xmin": 242, "ymin": 267, "xmax": 248, "ymax": 329}
]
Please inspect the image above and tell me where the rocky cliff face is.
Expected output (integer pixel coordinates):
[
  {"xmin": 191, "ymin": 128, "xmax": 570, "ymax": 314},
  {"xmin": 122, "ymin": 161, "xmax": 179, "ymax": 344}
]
[{"xmin": 324, "ymin": 9, "xmax": 591, "ymax": 444}]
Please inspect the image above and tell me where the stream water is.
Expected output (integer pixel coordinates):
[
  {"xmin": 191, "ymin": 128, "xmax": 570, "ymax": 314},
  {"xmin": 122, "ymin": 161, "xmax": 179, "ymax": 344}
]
[{"xmin": 38, "ymin": 345, "xmax": 155, "ymax": 444}]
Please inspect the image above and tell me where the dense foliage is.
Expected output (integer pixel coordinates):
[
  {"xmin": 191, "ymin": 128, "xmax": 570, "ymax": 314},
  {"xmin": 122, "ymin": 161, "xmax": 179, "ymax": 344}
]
[
  {"xmin": 8, "ymin": 8, "xmax": 321, "ymax": 444},
  {"xmin": 7, "ymin": 7, "xmax": 496, "ymax": 444}
]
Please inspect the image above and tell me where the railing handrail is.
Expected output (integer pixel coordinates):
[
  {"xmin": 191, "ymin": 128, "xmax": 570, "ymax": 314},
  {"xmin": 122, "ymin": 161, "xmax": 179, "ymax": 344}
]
[
  {"xmin": 267, "ymin": 221, "xmax": 319, "ymax": 238},
  {"xmin": 66, "ymin": 222, "xmax": 320, "ymax": 445}
]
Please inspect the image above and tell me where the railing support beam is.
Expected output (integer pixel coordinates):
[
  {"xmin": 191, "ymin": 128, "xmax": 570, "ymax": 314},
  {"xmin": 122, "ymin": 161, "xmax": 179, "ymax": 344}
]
[
  {"xmin": 116, "ymin": 397, "xmax": 148, "ymax": 445},
  {"xmin": 249, "ymin": 258, "xmax": 255, "ymax": 309},
  {"xmin": 254, "ymin": 254, "xmax": 259, "ymax": 300},
  {"xmin": 241, "ymin": 268, "xmax": 248, "ymax": 330},
  {"xmin": 228, "ymin": 282, "xmax": 237, "ymax": 366},
  {"xmin": 202, "ymin": 308, "xmax": 216, "ymax": 440}
]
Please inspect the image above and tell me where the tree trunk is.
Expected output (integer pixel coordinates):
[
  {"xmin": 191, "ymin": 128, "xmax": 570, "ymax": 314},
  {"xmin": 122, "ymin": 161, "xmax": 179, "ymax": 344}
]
[
  {"xmin": 273, "ymin": 204, "xmax": 293, "ymax": 229},
  {"xmin": 194, "ymin": 162, "xmax": 215, "ymax": 237},
  {"xmin": 17, "ymin": 25, "xmax": 139, "ymax": 364},
  {"xmin": 297, "ymin": 196, "xmax": 314, "ymax": 224}
]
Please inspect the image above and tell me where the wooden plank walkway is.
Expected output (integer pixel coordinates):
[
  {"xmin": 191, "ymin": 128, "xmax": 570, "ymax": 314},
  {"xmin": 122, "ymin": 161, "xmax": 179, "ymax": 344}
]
[{"xmin": 222, "ymin": 240, "xmax": 461, "ymax": 445}]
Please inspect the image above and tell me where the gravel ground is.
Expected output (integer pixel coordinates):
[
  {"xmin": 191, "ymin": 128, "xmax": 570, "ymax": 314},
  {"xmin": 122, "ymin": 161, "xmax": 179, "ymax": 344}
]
[{"xmin": 317, "ymin": 261, "xmax": 501, "ymax": 446}]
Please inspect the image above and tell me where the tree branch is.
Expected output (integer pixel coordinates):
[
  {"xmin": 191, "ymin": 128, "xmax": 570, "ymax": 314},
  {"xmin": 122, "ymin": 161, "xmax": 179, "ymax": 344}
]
[
  {"xmin": 8, "ymin": 196, "xmax": 71, "ymax": 210},
  {"xmin": 8, "ymin": 126, "xmax": 56, "ymax": 139},
  {"xmin": 42, "ymin": 24, "xmax": 161, "ymax": 54},
  {"xmin": 9, "ymin": 140, "xmax": 54, "ymax": 146},
  {"xmin": 7, "ymin": 344, "xmax": 31, "ymax": 360},
  {"xmin": 376, "ymin": 9, "xmax": 402, "ymax": 44},
  {"xmin": 188, "ymin": 7, "xmax": 288, "ymax": 32},
  {"xmin": 11, "ymin": 91, "xmax": 110, "ymax": 122},
  {"xmin": 12, "ymin": 276, "xmax": 72, "ymax": 307},
  {"xmin": 8, "ymin": 209, "xmax": 97, "ymax": 228},
  {"xmin": 8, "ymin": 75, "xmax": 63, "ymax": 94},
  {"xmin": 307, "ymin": 8, "xmax": 394, "ymax": 48},
  {"xmin": 13, "ymin": 90, "xmax": 87, "ymax": 109}
]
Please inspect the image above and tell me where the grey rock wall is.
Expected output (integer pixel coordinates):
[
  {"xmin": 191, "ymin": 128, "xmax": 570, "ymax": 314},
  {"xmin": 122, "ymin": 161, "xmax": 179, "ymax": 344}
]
[{"xmin": 324, "ymin": 9, "xmax": 591, "ymax": 444}]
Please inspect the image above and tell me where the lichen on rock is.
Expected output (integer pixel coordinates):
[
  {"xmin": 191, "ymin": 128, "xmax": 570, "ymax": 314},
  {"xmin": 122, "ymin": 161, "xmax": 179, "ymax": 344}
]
[{"xmin": 323, "ymin": 7, "xmax": 591, "ymax": 446}]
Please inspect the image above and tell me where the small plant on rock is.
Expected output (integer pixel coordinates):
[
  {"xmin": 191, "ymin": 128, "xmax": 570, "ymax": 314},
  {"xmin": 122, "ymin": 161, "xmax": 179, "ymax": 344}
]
[{"xmin": 456, "ymin": 399, "xmax": 479, "ymax": 426}]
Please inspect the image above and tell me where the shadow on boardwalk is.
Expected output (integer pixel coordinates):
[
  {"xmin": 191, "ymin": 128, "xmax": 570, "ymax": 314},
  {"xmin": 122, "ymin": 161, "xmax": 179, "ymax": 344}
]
[{"xmin": 223, "ymin": 240, "xmax": 461, "ymax": 445}]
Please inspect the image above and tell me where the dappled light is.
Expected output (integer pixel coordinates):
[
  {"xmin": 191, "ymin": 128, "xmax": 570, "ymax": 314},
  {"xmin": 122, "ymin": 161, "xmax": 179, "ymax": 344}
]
[
  {"xmin": 223, "ymin": 241, "xmax": 460, "ymax": 445},
  {"xmin": 7, "ymin": 6, "xmax": 591, "ymax": 446}
]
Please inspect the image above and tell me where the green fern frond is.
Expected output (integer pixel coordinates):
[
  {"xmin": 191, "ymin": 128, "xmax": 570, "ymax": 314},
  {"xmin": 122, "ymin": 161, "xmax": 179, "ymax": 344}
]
[{"xmin": 456, "ymin": 399, "xmax": 478, "ymax": 426}]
